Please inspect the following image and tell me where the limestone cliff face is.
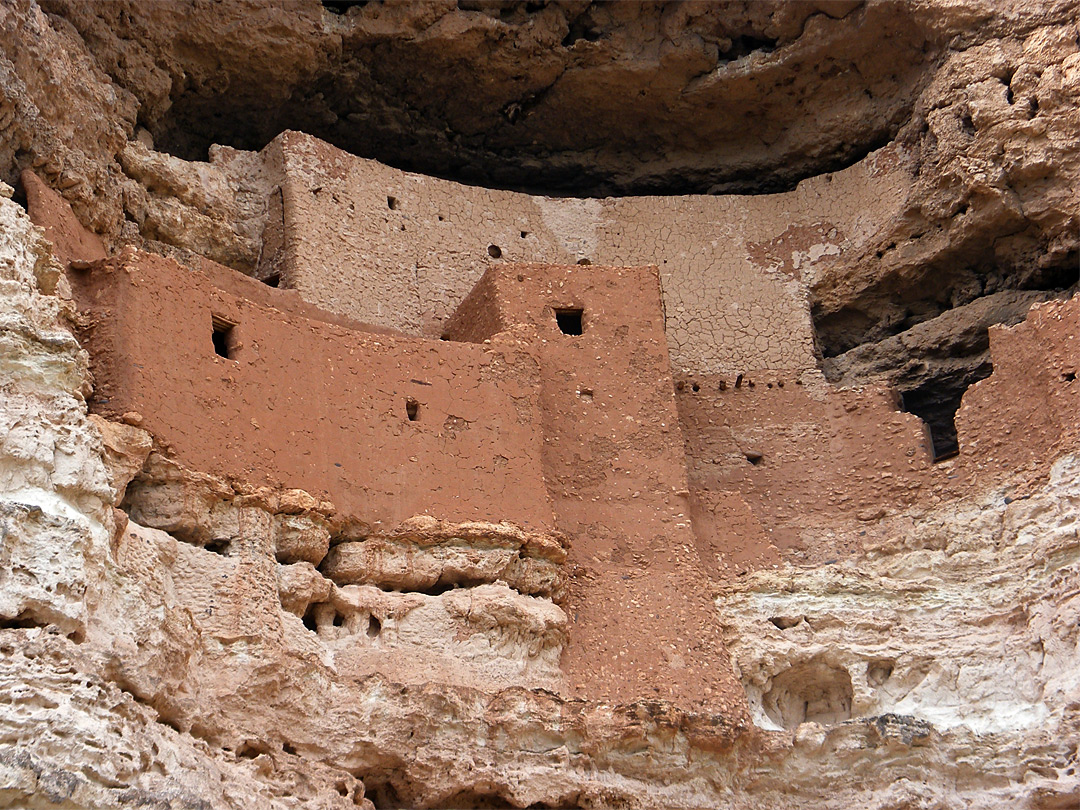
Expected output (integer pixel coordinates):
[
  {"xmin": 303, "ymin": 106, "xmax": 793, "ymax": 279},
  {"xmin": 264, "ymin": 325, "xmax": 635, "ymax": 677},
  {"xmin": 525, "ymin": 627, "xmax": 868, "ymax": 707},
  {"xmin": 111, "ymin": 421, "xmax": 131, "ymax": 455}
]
[
  {"xmin": 719, "ymin": 458, "xmax": 1080, "ymax": 807},
  {"xmin": 0, "ymin": 2, "xmax": 1079, "ymax": 808},
  {"xmin": 1, "ymin": 179, "xmax": 1077, "ymax": 807}
]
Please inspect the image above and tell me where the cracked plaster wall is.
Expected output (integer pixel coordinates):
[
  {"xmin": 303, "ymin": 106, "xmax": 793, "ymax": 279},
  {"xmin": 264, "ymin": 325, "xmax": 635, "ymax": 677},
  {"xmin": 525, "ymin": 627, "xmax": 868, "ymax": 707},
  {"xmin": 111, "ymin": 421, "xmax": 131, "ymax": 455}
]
[
  {"xmin": 445, "ymin": 262, "xmax": 742, "ymax": 707},
  {"xmin": 267, "ymin": 131, "xmax": 913, "ymax": 376}
]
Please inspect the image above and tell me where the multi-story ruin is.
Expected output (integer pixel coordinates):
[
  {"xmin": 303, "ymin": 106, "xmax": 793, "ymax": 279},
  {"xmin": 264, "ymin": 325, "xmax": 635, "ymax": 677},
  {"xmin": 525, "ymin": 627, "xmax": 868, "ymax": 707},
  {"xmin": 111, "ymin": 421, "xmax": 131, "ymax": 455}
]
[{"xmin": 1, "ymin": 2, "xmax": 1078, "ymax": 808}]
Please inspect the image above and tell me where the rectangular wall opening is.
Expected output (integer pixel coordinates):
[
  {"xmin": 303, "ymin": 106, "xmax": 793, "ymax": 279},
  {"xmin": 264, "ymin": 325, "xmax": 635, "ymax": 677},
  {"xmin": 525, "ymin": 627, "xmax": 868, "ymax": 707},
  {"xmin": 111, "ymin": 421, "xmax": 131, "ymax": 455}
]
[
  {"xmin": 899, "ymin": 363, "xmax": 993, "ymax": 461},
  {"xmin": 212, "ymin": 316, "xmax": 236, "ymax": 359},
  {"xmin": 555, "ymin": 308, "xmax": 584, "ymax": 336}
]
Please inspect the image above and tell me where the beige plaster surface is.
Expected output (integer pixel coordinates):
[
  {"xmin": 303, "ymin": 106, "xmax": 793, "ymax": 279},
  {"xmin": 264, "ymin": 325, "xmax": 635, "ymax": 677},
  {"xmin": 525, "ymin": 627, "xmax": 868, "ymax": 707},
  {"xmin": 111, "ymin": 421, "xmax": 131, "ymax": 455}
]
[{"xmin": 264, "ymin": 131, "xmax": 914, "ymax": 375}]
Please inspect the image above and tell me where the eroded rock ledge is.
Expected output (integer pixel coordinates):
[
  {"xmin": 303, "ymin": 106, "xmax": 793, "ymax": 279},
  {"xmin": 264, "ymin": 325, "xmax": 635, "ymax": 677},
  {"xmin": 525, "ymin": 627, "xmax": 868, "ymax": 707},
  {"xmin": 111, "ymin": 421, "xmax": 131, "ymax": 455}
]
[
  {"xmin": 2, "ymin": 1, "xmax": 1080, "ymax": 808},
  {"xmin": 33, "ymin": 0, "xmax": 939, "ymax": 196}
]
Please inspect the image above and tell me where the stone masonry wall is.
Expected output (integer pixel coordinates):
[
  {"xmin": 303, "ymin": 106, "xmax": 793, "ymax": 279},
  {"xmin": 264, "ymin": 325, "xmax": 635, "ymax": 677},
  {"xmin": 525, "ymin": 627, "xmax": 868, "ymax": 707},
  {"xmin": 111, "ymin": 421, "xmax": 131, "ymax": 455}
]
[
  {"xmin": 262, "ymin": 131, "xmax": 914, "ymax": 376},
  {"xmin": 677, "ymin": 292, "xmax": 1080, "ymax": 561},
  {"xmin": 446, "ymin": 262, "xmax": 743, "ymax": 707}
]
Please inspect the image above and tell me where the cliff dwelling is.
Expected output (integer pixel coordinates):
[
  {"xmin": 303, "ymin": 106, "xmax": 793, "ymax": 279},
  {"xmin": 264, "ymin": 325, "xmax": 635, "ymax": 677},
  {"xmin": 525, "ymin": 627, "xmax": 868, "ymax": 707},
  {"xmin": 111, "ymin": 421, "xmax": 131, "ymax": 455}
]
[{"xmin": 1, "ymin": 2, "xmax": 1079, "ymax": 809}]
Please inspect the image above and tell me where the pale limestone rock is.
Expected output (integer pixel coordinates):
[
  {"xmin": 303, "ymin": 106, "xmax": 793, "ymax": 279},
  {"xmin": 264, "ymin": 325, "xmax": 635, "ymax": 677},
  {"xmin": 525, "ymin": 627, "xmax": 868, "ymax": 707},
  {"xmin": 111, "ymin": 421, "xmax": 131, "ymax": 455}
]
[
  {"xmin": 0, "ymin": 188, "xmax": 374, "ymax": 809},
  {"xmin": 307, "ymin": 582, "xmax": 568, "ymax": 691},
  {"xmin": 322, "ymin": 516, "xmax": 569, "ymax": 601},
  {"xmin": 273, "ymin": 513, "xmax": 330, "ymax": 566},
  {"xmin": 0, "ymin": 631, "xmax": 371, "ymax": 810},
  {"xmin": 0, "ymin": 184, "xmax": 112, "ymax": 638},
  {"xmin": 87, "ymin": 414, "xmax": 151, "ymax": 505},
  {"xmin": 276, "ymin": 561, "xmax": 332, "ymax": 617},
  {"xmin": 716, "ymin": 452, "xmax": 1080, "ymax": 807}
]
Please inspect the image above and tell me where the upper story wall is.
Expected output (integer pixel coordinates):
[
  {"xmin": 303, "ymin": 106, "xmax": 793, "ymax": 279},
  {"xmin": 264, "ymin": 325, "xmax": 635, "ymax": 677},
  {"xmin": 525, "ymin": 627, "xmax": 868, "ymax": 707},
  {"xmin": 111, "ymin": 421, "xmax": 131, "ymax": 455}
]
[
  {"xmin": 259, "ymin": 131, "xmax": 914, "ymax": 376},
  {"xmin": 447, "ymin": 262, "xmax": 693, "ymax": 551},
  {"xmin": 68, "ymin": 251, "xmax": 554, "ymax": 534}
]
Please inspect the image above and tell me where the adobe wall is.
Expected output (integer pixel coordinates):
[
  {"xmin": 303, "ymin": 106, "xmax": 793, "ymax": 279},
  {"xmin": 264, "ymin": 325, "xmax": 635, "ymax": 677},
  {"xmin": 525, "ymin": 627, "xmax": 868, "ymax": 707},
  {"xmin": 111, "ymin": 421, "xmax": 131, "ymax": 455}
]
[
  {"xmin": 19, "ymin": 170, "xmax": 106, "ymax": 267},
  {"xmin": 678, "ymin": 292, "xmax": 1080, "ymax": 562},
  {"xmin": 677, "ymin": 375, "xmax": 936, "ymax": 558},
  {"xmin": 956, "ymin": 295, "xmax": 1080, "ymax": 473},
  {"xmin": 66, "ymin": 250, "xmax": 554, "ymax": 534},
  {"xmin": 260, "ymin": 131, "xmax": 914, "ymax": 376},
  {"xmin": 36, "ymin": 135, "xmax": 1080, "ymax": 712},
  {"xmin": 446, "ymin": 263, "xmax": 743, "ymax": 708}
]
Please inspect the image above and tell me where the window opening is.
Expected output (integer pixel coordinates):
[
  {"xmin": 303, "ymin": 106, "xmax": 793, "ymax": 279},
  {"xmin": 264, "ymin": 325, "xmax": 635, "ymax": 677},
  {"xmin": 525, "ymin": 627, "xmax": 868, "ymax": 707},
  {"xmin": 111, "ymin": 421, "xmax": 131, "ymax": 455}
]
[
  {"xmin": 487, "ymin": 244, "xmax": 502, "ymax": 259},
  {"xmin": 406, "ymin": 398, "xmax": 420, "ymax": 421},
  {"xmin": 899, "ymin": 364, "xmax": 993, "ymax": 462},
  {"xmin": 555, "ymin": 308, "xmax": 584, "ymax": 336},
  {"xmin": 387, "ymin": 195, "xmax": 398, "ymax": 210},
  {"xmin": 212, "ymin": 316, "xmax": 236, "ymax": 359}
]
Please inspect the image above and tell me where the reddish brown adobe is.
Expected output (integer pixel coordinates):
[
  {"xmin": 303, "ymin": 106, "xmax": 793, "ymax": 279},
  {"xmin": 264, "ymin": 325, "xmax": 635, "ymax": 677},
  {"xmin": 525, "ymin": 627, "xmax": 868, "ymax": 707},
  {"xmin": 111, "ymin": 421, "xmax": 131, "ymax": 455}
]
[
  {"xmin": 67, "ymin": 250, "xmax": 554, "ymax": 535},
  {"xmin": 20, "ymin": 170, "xmax": 106, "ymax": 267},
  {"xmin": 29, "ymin": 166, "xmax": 1080, "ymax": 711},
  {"xmin": 447, "ymin": 262, "xmax": 741, "ymax": 705}
]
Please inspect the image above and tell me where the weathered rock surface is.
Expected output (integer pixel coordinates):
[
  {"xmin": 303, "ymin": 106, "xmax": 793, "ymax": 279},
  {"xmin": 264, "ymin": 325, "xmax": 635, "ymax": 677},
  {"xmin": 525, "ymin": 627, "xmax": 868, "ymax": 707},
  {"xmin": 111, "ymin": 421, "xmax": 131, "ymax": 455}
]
[
  {"xmin": 31, "ymin": 0, "xmax": 945, "ymax": 196},
  {"xmin": 1, "ymin": 1, "xmax": 1080, "ymax": 807},
  {"xmin": 810, "ymin": 14, "xmax": 1080, "ymax": 356},
  {"xmin": 321, "ymin": 516, "xmax": 570, "ymax": 601},
  {"xmin": 718, "ymin": 452, "xmax": 1080, "ymax": 808},
  {"xmin": 0, "ymin": 185, "xmax": 370, "ymax": 808}
]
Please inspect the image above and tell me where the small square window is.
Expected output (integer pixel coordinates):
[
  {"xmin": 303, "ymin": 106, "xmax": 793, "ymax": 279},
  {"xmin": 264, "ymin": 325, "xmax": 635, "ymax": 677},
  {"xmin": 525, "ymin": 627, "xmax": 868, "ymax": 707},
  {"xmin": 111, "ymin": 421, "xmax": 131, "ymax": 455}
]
[
  {"xmin": 212, "ymin": 316, "xmax": 236, "ymax": 359},
  {"xmin": 555, "ymin": 308, "xmax": 584, "ymax": 336}
]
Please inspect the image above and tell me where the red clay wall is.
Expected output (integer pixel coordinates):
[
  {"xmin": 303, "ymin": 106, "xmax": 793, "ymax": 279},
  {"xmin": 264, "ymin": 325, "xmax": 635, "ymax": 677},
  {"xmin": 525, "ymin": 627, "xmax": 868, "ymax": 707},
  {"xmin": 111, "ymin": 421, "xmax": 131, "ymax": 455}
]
[
  {"xmin": 20, "ymin": 171, "xmax": 105, "ymax": 266},
  {"xmin": 42, "ymin": 157, "xmax": 1080, "ymax": 710},
  {"xmin": 677, "ymin": 292, "xmax": 1080, "ymax": 561},
  {"xmin": 446, "ymin": 263, "xmax": 744, "ymax": 709},
  {"xmin": 677, "ymin": 373, "xmax": 936, "ymax": 556},
  {"xmin": 957, "ymin": 296, "xmax": 1080, "ymax": 475},
  {"xmin": 67, "ymin": 251, "xmax": 554, "ymax": 534}
]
